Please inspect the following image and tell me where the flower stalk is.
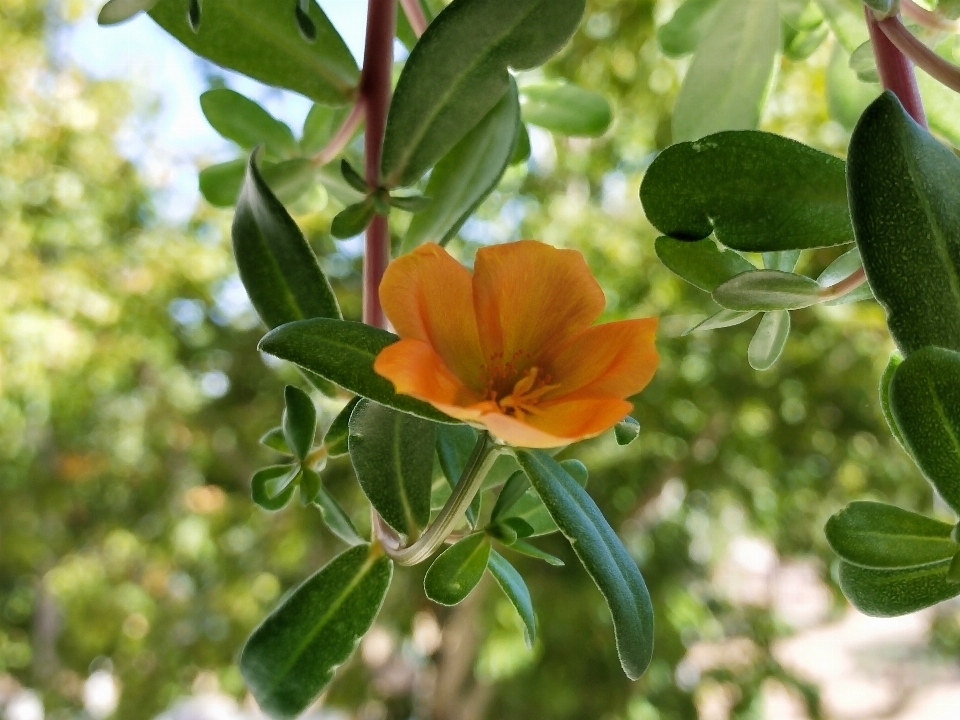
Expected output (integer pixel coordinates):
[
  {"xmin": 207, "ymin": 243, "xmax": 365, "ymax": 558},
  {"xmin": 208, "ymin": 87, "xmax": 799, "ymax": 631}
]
[
  {"xmin": 818, "ymin": 267, "xmax": 867, "ymax": 303},
  {"xmin": 878, "ymin": 15, "xmax": 960, "ymax": 94},
  {"xmin": 866, "ymin": 7, "xmax": 928, "ymax": 127},
  {"xmin": 311, "ymin": 101, "xmax": 367, "ymax": 167}
]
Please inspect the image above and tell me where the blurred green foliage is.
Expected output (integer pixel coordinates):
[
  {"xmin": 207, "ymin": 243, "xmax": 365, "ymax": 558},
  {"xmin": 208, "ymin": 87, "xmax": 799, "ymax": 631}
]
[{"xmin": 0, "ymin": 0, "xmax": 948, "ymax": 718}]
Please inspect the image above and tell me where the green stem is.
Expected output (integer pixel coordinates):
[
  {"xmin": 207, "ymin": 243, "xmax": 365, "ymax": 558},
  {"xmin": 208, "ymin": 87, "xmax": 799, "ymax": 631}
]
[{"xmin": 381, "ymin": 432, "xmax": 503, "ymax": 566}]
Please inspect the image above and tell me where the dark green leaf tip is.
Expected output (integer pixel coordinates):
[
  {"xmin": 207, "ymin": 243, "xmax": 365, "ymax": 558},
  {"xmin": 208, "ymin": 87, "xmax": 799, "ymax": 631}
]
[
  {"xmin": 614, "ymin": 417, "xmax": 641, "ymax": 445},
  {"xmin": 340, "ymin": 159, "xmax": 369, "ymax": 193},
  {"xmin": 283, "ymin": 385, "xmax": 317, "ymax": 460},
  {"xmin": 331, "ymin": 200, "xmax": 376, "ymax": 239}
]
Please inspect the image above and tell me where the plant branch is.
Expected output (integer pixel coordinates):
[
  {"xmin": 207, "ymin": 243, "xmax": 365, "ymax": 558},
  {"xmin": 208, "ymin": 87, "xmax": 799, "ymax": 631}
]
[
  {"xmin": 817, "ymin": 267, "xmax": 867, "ymax": 303},
  {"xmin": 311, "ymin": 100, "xmax": 367, "ymax": 167},
  {"xmin": 866, "ymin": 7, "xmax": 928, "ymax": 127},
  {"xmin": 879, "ymin": 15, "xmax": 960, "ymax": 94},
  {"xmin": 381, "ymin": 432, "xmax": 504, "ymax": 566},
  {"xmin": 902, "ymin": 0, "xmax": 960, "ymax": 32},
  {"xmin": 400, "ymin": 0, "xmax": 429, "ymax": 37}
]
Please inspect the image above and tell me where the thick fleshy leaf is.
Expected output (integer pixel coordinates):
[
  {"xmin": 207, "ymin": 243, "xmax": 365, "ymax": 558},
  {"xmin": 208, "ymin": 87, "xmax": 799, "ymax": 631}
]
[
  {"xmin": 424, "ymin": 533, "xmax": 491, "ymax": 606},
  {"xmin": 838, "ymin": 560, "xmax": 960, "ymax": 617},
  {"xmin": 148, "ymin": 0, "xmax": 359, "ymax": 105},
  {"xmin": 520, "ymin": 81, "xmax": 611, "ymax": 137},
  {"xmin": 847, "ymin": 93, "xmax": 960, "ymax": 356},
  {"xmin": 436, "ymin": 424, "xmax": 483, "ymax": 527},
  {"xmin": 282, "ymin": 385, "xmax": 316, "ymax": 460},
  {"xmin": 890, "ymin": 347, "xmax": 960, "ymax": 514},
  {"xmin": 251, "ymin": 465, "xmax": 299, "ymax": 512},
  {"xmin": 826, "ymin": 502, "xmax": 956, "ymax": 569},
  {"xmin": 506, "ymin": 540, "xmax": 564, "ymax": 566},
  {"xmin": 655, "ymin": 237, "xmax": 754, "ymax": 292},
  {"xmin": 323, "ymin": 397, "xmax": 360, "ymax": 457},
  {"xmin": 657, "ymin": 0, "xmax": 722, "ymax": 57},
  {"xmin": 403, "ymin": 82, "xmax": 520, "ymax": 251},
  {"xmin": 516, "ymin": 450, "xmax": 654, "ymax": 680},
  {"xmin": 747, "ymin": 310, "xmax": 790, "ymax": 371},
  {"xmin": 614, "ymin": 417, "xmax": 641, "ymax": 446},
  {"xmin": 388, "ymin": 194, "xmax": 431, "ymax": 213},
  {"xmin": 671, "ymin": 0, "xmax": 780, "ymax": 143},
  {"xmin": 488, "ymin": 551, "xmax": 537, "ymax": 646},
  {"xmin": 348, "ymin": 400, "xmax": 436, "ymax": 537},
  {"xmin": 685, "ymin": 309, "xmax": 758, "ymax": 334},
  {"xmin": 381, "ymin": 0, "xmax": 585, "ymax": 186},
  {"xmin": 314, "ymin": 484, "xmax": 364, "ymax": 546},
  {"xmin": 240, "ymin": 545, "xmax": 392, "ymax": 720},
  {"xmin": 713, "ymin": 271, "xmax": 821, "ymax": 311},
  {"xmin": 259, "ymin": 319, "xmax": 456, "ymax": 424},
  {"xmin": 232, "ymin": 155, "xmax": 340, "ymax": 329},
  {"xmin": 200, "ymin": 89, "xmax": 298, "ymax": 158},
  {"xmin": 879, "ymin": 353, "xmax": 906, "ymax": 449},
  {"xmin": 98, "ymin": 0, "xmax": 159, "ymax": 25},
  {"xmin": 641, "ymin": 131, "xmax": 852, "ymax": 252}
]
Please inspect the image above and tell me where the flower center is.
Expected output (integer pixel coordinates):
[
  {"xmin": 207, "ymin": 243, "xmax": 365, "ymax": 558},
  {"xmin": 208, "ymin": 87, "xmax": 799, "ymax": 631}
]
[{"xmin": 480, "ymin": 352, "xmax": 560, "ymax": 420}]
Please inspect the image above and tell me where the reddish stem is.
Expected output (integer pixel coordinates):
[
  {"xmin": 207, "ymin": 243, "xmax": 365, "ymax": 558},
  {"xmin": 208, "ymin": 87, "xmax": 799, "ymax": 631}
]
[
  {"xmin": 865, "ymin": 8, "xmax": 928, "ymax": 127},
  {"xmin": 400, "ymin": 0, "xmax": 429, "ymax": 37},
  {"xmin": 361, "ymin": 0, "xmax": 397, "ymax": 329}
]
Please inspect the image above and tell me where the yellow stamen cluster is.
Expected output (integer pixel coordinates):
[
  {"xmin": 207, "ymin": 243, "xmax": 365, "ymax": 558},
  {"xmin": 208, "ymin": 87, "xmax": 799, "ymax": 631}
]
[{"xmin": 481, "ymin": 352, "xmax": 559, "ymax": 419}]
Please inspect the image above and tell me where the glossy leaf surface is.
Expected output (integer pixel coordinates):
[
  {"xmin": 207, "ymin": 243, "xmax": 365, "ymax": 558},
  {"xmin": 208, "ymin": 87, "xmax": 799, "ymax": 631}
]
[
  {"xmin": 839, "ymin": 560, "xmax": 960, "ymax": 617},
  {"xmin": 424, "ymin": 534, "xmax": 491, "ymax": 606},
  {"xmin": 516, "ymin": 450, "xmax": 654, "ymax": 679},
  {"xmin": 381, "ymin": 0, "xmax": 585, "ymax": 186},
  {"xmin": 641, "ymin": 131, "xmax": 852, "ymax": 252},
  {"xmin": 240, "ymin": 546, "xmax": 392, "ymax": 719},
  {"xmin": 488, "ymin": 550, "xmax": 537, "ymax": 646},
  {"xmin": 348, "ymin": 400, "xmax": 436, "ymax": 537},
  {"xmin": 847, "ymin": 92, "xmax": 960, "ymax": 356},
  {"xmin": 712, "ymin": 270, "xmax": 821, "ymax": 311},
  {"xmin": 259, "ymin": 319, "xmax": 455, "ymax": 423}
]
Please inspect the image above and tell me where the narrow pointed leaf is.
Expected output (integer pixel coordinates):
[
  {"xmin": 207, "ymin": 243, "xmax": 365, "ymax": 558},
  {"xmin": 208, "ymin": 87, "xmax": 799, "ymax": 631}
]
[
  {"xmin": 331, "ymin": 200, "xmax": 375, "ymax": 239},
  {"xmin": 381, "ymin": 0, "xmax": 585, "ymax": 186},
  {"xmin": 684, "ymin": 309, "xmax": 758, "ymax": 334},
  {"xmin": 839, "ymin": 560, "xmax": 960, "ymax": 617},
  {"xmin": 240, "ymin": 545, "xmax": 393, "ymax": 719},
  {"xmin": 506, "ymin": 539, "xmax": 564, "ymax": 567},
  {"xmin": 488, "ymin": 551, "xmax": 537, "ymax": 646},
  {"xmin": 299, "ymin": 467, "xmax": 322, "ymax": 505},
  {"xmin": 713, "ymin": 271, "xmax": 820, "ymax": 311},
  {"xmin": 879, "ymin": 353, "xmax": 907, "ymax": 449},
  {"xmin": 424, "ymin": 533, "xmax": 491, "ymax": 605},
  {"xmin": 657, "ymin": 0, "xmax": 722, "ymax": 57},
  {"xmin": 655, "ymin": 237, "xmax": 754, "ymax": 292},
  {"xmin": 348, "ymin": 400, "xmax": 436, "ymax": 537},
  {"xmin": 511, "ymin": 123, "xmax": 531, "ymax": 164},
  {"xmin": 614, "ymin": 417, "xmax": 641, "ymax": 446},
  {"xmin": 500, "ymin": 458, "xmax": 590, "ymax": 537},
  {"xmin": 641, "ymin": 131, "xmax": 852, "ymax": 252},
  {"xmin": 520, "ymin": 81, "xmax": 612, "ymax": 137},
  {"xmin": 294, "ymin": 2, "xmax": 317, "ymax": 42},
  {"xmin": 282, "ymin": 385, "xmax": 317, "ymax": 460},
  {"xmin": 436, "ymin": 425, "xmax": 483, "ymax": 527},
  {"xmin": 339, "ymin": 160, "xmax": 368, "ymax": 194},
  {"xmin": 148, "ymin": 0, "xmax": 359, "ymax": 105},
  {"xmin": 671, "ymin": 0, "xmax": 780, "ymax": 142},
  {"xmin": 404, "ymin": 81, "xmax": 520, "ymax": 250},
  {"xmin": 388, "ymin": 194, "xmax": 432, "ymax": 213},
  {"xmin": 260, "ymin": 426, "xmax": 291, "ymax": 454},
  {"xmin": 491, "ymin": 471, "xmax": 531, "ymax": 523},
  {"xmin": 200, "ymin": 89, "xmax": 298, "ymax": 158},
  {"xmin": 324, "ymin": 397, "xmax": 360, "ymax": 457},
  {"xmin": 259, "ymin": 318, "xmax": 456, "ymax": 423},
  {"xmin": 826, "ymin": 502, "xmax": 957, "ymax": 569},
  {"xmin": 817, "ymin": 246, "xmax": 861, "ymax": 287},
  {"xmin": 890, "ymin": 346, "xmax": 960, "ymax": 514},
  {"xmin": 748, "ymin": 310, "xmax": 791, "ymax": 371},
  {"xmin": 252, "ymin": 465, "xmax": 299, "ymax": 512},
  {"xmin": 516, "ymin": 450, "xmax": 654, "ymax": 679},
  {"xmin": 98, "ymin": 0, "xmax": 160, "ymax": 25},
  {"xmin": 314, "ymin": 485, "xmax": 364, "ymax": 546},
  {"xmin": 233, "ymin": 154, "xmax": 340, "ymax": 329}
]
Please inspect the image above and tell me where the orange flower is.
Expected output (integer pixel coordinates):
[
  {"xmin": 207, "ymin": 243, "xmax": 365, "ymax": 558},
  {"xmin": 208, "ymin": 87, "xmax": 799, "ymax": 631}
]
[{"xmin": 373, "ymin": 241, "xmax": 659, "ymax": 448}]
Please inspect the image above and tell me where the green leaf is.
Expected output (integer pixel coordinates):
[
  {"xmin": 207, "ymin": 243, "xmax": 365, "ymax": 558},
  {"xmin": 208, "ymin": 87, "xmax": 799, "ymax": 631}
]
[
  {"xmin": 511, "ymin": 123, "xmax": 531, "ymax": 165},
  {"xmin": 339, "ymin": 160, "xmax": 368, "ymax": 194},
  {"xmin": 849, "ymin": 41, "xmax": 879, "ymax": 84},
  {"xmin": 838, "ymin": 560, "xmax": 960, "ymax": 617},
  {"xmin": 240, "ymin": 545, "xmax": 392, "ymax": 720},
  {"xmin": 260, "ymin": 426, "xmax": 290, "ymax": 454},
  {"xmin": 381, "ymin": 0, "xmax": 585, "ymax": 187},
  {"xmin": 671, "ymin": 0, "xmax": 780, "ymax": 143},
  {"xmin": 890, "ymin": 346, "xmax": 960, "ymax": 514},
  {"xmin": 948, "ymin": 552, "xmax": 960, "ymax": 583},
  {"xmin": 748, "ymin": 310, "xmax": 791, "ymax": 371},
  {"xmin": 516, "ymin": 450, "xmax": 654, "ymax": 680},
  {"xmin": 330, "ymin": 200, "xmax": 375, "ymax": 239},
  {"xmin": 654, "ymin": 237, "xmax": 754, "ymax": 293},
  {"xmin": 348, "ymin": 399, "xmax": 436, "ymax": 537},
  {"xmin": 233, "ymin": 154, "xmax": 340, "ymax": 329},
  {"xmin": 324, "ymin": 397, "xmax": 359, "ymax": 457},
  {"xmin": 388, "ymin": 194, "xmax": 432, "ymax": 213},
  {"xmin": 499, "ymin": 459, "xmax": 588, "ymax": 537},
  {"xmin": 862, "ymin": 0, "xmax": 895, "ymax": 14},
  {"xmin": 294, "ymin": 1, "xmax": 317, "ymax": 42},
  {"xmin": 488, "ymin": 551, "xmax": 537, "ymax": 646},
  {"xmin": 299, "ymin": 466, "xmax": 322, "ymax": 505},
  {"xmin": 259, "ymin": 318, "xmax": 456, "ymax": 423},
  {"xmin": 520, "ymin": 81, "xmax": 611, "ymax": 137},
  {"xmin": 780, "ymin": 0, "xmax": 824, "ymax": 32},
  {"xmin": 201, "ymin": 158, "xmax": 317, "ymax": 208},
  {"xmin": 148, "ymin": 0, "xmax": 359, "ymax": 105},
  {"xmin": 684, "ymin": 309, "xmax": 758, "ymax": 335},
  {"xmin": 300, "ymin": 104, "xmax": 350, "ymax": 155},
  {"xmin": 782, "ymin": 22, "xmax": 828, "ymax": 62},
  {"xmin": 282, "ymin": 385, "xmax": 316, "ymax": 460},
  {"xmin": 436, "ymin": 425, "xmax": 483, "ymax": 527},
  {"xmin": 424, "ymin": 533, "xmax": 491, "ymax": 605},
  {"xmin": 199, "ymin": 159, "xmax": 246, "ymax": 208},
  {"xmin": 641, "ymin": 131, "xmax": 853, "ymax": 252},
  {"xmin": 260, "ymin": 159, "xmax": 317, "ymax": 206},
  {"xmin": 506, "ymin": 539, "xmax": 565, "ymax": 566},
  {"xmin": 252, "ymin": 465, "xmax": 299, "ymax": 512},
  {"xmin": 814, "ymin": 0, "xmax": 868, "ymax": 52},
  {"xmin": 657, "ymin": 0, "xmax": 722, "ymax": 58},
  {"xmin": 396, "ymin": 0, "xmax": 433, "ymax": 49},
  {"xmin": 848, "ymin": 93, "xmax": 960, "ymax": 356},
  {"xmin": 314, "ymin": 484, "xmax": 364, "ymax": 546},
  {"xmin": 404, "ymin": 81, "xmax": 520, "ymax": 251},
  {"xmin": 713, "ymin": 271, "xmax": 821, "ymax": 311},
  {"xmin": 817, "ymin": 246, "xmax": 861, "ymax": 287},
  {"xmin": 826, "ymin": 501, "xmax": 957, "ymax": 569},
  {"xmin": 98, "ymin": 0, "xmax": 159, "ymax": 25},
  {"xmin": 763, "ymin": 250, "xmax": 800, "ymax": 273},
  {"xmin": 615, "ymin": 417, "xmax": 641, "ymax": 446},
  {"xmin": 491, "ymin": 471, "xmax": 530, "ymax": 523},
  {"xmin": 879, "ymin": 353, "xmax": 907, "ymax": 449},
  {"xmin": 919, "ymin": 64, "xmax": 960, "ymax": 152},
  {"xmin": 826, "ymin": 45, "xmax": 880, "ymax": 131},
  {"xmin": 200, "ymin": 89, "xmax": 298, "ymax": 158}
]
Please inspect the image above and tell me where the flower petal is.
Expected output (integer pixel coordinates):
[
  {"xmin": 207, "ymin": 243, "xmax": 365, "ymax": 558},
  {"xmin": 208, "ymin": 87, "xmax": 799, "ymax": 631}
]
[
  {"xmin": 478, "ymin": 397, "xmax": 632, "ymax": 449},
  {"xmin": 545, "ymin": 318, "xmax": 659, "ymax": 400},
  {"xmin": 472, "ymin": 241, "xmax": 606, "ymax": 366},
  {"xmin": 374, "ymin": 339, "xmax": 483, "ymax": 420},
  {"xmin": 379, "ymin": 243, "xmax": 484, "ymax": 390}
]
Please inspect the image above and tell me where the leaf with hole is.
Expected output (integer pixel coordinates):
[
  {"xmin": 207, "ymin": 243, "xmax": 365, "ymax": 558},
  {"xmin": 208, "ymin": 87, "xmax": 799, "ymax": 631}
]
[
  {"xmin": 424, "ymin": 533, "xmax": 491, "ymax": 606},
  {"xmin": 240, "ymin": 545, "xmax": 392, "ymax": 720},
  {"xmin": 488, "ymin": 551, "xmax": 537, "ymax": 646},
  {"xmin": 879, "ymin": 353, "xmax": 907, "ymax": 450}
]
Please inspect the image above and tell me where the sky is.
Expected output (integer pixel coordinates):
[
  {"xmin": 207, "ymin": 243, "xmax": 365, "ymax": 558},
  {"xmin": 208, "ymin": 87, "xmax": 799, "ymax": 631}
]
[{"xmin": 57, "ymin": 0, "xmax": 370, "ymax": 221}]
